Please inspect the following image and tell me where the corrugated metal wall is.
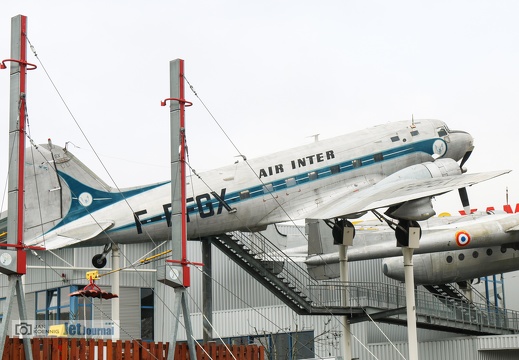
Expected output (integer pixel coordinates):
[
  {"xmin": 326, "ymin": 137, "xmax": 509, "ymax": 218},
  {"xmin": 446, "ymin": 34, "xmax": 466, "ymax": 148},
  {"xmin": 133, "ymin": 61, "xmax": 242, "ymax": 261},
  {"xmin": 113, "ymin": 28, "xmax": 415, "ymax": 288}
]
[
  {"xmin": 3, "ymin": 224, "xmax": 519, "ymax": 358},
  {"xmin": 370, "ymin": 336, "xmax": 519, "ymax": 360},
  {"xmin": 24, "ymin": 243, "xmax": 158, "ymax": 292}
]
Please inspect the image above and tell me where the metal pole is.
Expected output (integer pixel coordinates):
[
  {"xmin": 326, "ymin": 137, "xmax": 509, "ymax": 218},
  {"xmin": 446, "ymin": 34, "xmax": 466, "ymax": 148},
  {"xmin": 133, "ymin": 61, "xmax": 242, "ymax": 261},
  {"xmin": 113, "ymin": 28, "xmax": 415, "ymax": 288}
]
[
  {"xmin": 339, "ymin": 244, "xmax": 352, "ymax": 360},
  {"xmin": 402, "ymin": 247, "xmax": 419, "ymax": 360},
  {"xmin": 0, "ymin": 15, "xmax": 33, "ymax": 359},
  {"xmin": 202, "ymin": 237, "xmax": 213, "ymax": 343},
  {"xmin": 112, "ymin": 244, "xmax": 120, "ymax": 340},
  {"xmin": 5, "ymin": 15, "xmax": 28, "ymax": 274}
]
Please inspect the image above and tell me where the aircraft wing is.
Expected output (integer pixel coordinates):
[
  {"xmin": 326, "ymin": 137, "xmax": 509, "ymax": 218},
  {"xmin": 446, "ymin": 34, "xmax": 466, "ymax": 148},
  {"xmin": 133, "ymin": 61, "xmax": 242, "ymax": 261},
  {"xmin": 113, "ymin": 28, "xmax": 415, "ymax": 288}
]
[
  {"xmin": 33, "ymin": 220, "xmax": 114, "ymax": 250},
  {"xmin": 305, "ymin": 170, "xmax": 510, "ymax": 220}
]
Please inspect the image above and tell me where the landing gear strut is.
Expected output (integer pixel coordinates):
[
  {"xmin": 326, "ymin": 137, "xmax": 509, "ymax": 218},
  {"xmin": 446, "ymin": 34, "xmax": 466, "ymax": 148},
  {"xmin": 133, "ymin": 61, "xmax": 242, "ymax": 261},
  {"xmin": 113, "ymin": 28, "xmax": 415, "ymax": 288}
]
[
  {"xmin": 331, "ymin": 219, "xmax": 356, "ymax": 245},
  {"xmin": 395, "ymin": 220, "xmax": 422, "ymax": 246},
  {"xmin": 92, "ymin": 244, "xmax": 112, "ymax": 269}
]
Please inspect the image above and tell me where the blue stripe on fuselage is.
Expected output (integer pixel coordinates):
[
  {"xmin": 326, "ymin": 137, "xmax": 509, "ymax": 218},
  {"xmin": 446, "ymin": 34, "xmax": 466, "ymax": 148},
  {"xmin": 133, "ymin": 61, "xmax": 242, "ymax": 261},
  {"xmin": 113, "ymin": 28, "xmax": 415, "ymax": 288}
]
[{"xmin": 109, "ymin": 137, "xmax": 444, "ymax": 233}]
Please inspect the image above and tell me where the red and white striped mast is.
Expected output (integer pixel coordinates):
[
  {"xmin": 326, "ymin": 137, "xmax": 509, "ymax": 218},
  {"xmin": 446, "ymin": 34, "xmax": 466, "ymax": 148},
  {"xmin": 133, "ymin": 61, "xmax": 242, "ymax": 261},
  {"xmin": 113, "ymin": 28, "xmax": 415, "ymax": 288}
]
[{"xmin": 0, "ymin": 14, "xmax": 37, "ymax": 359}]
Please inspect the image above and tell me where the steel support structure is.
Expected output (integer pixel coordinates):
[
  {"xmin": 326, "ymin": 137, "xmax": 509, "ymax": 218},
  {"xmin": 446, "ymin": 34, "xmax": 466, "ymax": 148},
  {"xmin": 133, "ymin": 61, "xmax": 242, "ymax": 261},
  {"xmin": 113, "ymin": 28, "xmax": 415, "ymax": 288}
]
[
  {"xmin": 403, "ymin": 226, "xmax": 421, "ymax": 360},
  {"xmin": 160, "ymin": 59, "xmax": 197, "ymax": 360},
  {"xmin": 0, "ymin": 15, "xmax": 34, "ymax": 359}
]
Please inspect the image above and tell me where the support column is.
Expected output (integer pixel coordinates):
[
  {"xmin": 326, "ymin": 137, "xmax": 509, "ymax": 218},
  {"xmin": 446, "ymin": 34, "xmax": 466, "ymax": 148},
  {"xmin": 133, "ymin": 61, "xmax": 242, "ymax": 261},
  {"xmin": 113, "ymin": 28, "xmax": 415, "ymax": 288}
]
[
  {"xmin": 339, "ymin": 223, "xmax": 354, "ymax": 360},
  {"xmin": 0, "ymin": 15, "xmax": 34, "ymax": 360},
  {"xmin": 112, "ymin": 244, "xmax": 120, "ymax": 340},
  {"xmin": 202, "ymin": 238, "xmax": 213, "ymax": 343},
  {"xmin": 339, "ymin": 245, "xmax": 352, "ymax": 360},
  {"xmin": 402, "ymin": 225, "xmax": 421, "ymax": 360}
]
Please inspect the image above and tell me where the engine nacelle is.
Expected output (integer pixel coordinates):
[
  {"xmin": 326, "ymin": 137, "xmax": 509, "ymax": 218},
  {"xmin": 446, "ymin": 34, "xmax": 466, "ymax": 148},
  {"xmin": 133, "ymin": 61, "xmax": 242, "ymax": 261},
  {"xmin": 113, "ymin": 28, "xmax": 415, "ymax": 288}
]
[
  {"xmin": 381, "ymin": 158, "xmax": 461, "ymax": 184},
  {"xmin": 382, "ymin": 159, "xmax": 462, "ymax": 221}
]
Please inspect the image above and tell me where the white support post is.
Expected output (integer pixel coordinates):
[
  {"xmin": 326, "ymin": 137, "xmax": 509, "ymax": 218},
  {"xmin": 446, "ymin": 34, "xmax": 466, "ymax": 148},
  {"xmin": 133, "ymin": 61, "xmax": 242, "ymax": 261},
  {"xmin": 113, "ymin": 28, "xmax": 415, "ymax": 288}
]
[
  {"xmin": 340, "ymin": 225, "xmax": 354, "ymax": 360},
  {"xmin": 112, "ymin": 244, "xmax": 120, "ymax": 340},
  {"xmin": 403, "ymin": 226, "xmax": 421, "ymax": 360}
]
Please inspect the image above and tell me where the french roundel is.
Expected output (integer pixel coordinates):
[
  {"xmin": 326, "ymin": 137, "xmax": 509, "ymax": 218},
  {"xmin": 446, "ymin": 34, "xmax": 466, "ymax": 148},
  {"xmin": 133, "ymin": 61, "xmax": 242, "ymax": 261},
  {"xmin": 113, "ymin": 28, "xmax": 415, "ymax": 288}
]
[{"xmin": 455, "ymin": 230, "xmax": 471, "ymax": 247}]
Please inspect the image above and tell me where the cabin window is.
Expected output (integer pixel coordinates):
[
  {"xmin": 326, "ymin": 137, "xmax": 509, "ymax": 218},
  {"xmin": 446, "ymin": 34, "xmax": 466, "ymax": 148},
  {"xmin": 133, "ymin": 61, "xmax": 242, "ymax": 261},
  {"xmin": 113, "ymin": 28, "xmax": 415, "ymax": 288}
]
[
  {"xmin": 390, "ymin": 135, "xmax": 400, "ymax": 142},
  {"xmin": 458, "ymin": 253, "xmax": 465, "ymax": 261},
  {"xmin": 437, "ymin": 127, "xmax": 448, "ymax": 137},
  {"xmin": 330, "ymin": 165, "xmax": 340, "ymax": 174},
  {"xmin": 410, "ymin": 130, "xmax": 419, "ymax": 136},
  {"xmin": 352, "ymin": 159, "xmax": 362, "ymax": 168},
  {"xmin": 473, "ymin": 251, "xmax": 479, "ymax": 258},
  {"xmin": 263, "ymin": 184, "xmax": 274, "ymax": 194},
  {"xmin": 240, "ymin": 190, "xmax": 250, "ymax": 199},
  {"xmin": 486, "ymin": 249, "xmax": 493, "ymax": 256},
  {"xmin": 446, "ymin": 256, "xmax": 453, "ymax": 263},
  {"xmin": 286, "ymin": 177, "xmax": 296, "ymax": 187},
  {"xmin": 308, "ymin": 171, "xmax": 318, "ymax": 180},
  {"xmin": 374, "ymin": 153, "xmax": 383, "ymax": 162}
]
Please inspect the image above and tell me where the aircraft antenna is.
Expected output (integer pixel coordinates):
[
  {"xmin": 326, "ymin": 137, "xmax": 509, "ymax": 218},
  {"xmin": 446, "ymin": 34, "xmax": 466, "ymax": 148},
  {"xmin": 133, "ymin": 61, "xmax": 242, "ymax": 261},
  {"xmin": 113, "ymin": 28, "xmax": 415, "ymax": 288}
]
[{"xmin": 307, "ymin": 134, "xmax": 320, "ymax": 142}]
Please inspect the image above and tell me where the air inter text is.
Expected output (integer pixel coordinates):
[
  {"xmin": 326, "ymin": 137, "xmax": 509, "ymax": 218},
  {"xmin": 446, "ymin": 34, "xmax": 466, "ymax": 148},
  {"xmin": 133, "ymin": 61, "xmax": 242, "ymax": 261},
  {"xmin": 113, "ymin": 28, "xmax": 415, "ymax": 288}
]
[{"xmin": 258, "ymin": 150, "xmax": 335, "ymax": 178}]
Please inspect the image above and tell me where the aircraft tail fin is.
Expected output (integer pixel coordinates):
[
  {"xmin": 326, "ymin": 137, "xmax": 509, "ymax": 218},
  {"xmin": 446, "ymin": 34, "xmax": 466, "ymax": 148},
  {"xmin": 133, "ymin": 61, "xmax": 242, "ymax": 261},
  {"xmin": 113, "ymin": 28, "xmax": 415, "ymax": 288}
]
[
  {"xmin": 23, "ymin": 143, "xmax": 168, "ymax": 248},
  {"xmin": 23, "ymin": 143, "xmax": 115, "ymax": 241}
]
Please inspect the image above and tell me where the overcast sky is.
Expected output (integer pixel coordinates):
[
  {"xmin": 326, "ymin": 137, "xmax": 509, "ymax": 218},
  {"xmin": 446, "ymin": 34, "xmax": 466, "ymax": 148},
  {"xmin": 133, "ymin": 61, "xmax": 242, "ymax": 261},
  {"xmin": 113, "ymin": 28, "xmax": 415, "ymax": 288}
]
[{"xmin": 2, "ymin": 1, "xmax": 519, "ymax": 216}]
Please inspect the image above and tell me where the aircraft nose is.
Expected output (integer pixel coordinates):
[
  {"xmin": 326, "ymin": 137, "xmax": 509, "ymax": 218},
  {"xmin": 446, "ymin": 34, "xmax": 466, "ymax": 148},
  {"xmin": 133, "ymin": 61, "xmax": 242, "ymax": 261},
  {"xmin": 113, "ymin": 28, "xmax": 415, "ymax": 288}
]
[{"xmin": 443, "ymin": 130, "xmax": 474, "ymax": 162}]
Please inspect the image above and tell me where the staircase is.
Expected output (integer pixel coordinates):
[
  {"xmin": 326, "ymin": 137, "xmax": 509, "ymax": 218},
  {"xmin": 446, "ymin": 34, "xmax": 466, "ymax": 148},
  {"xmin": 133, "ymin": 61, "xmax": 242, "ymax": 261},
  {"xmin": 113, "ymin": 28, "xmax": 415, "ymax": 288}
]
[
  {"xmin": 212, "ymin": 231, "xmax": 356, "ymax": 316},
  {"xmin": 423, "ymin": 284, "xmax": 482, "ymax": 322},
  {"xmin": 211, "ymin": 231, "xmax": 519, "ymax": 334}
]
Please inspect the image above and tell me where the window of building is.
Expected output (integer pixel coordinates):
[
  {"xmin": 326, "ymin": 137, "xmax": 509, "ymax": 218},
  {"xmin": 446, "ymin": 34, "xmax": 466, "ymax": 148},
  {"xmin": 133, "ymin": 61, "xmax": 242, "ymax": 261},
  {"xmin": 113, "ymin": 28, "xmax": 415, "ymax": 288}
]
[
  {"xmin": 35, "ymin": 287, "xmax": 75, "ymax": 325},
  {"xmin": 215, "ymin": 330, "xmax": 315, "ymax": 360},
  {"xmin": 141, "ymin": 288, "xmax": 154, "ymax": 341},
  {"xmin": 0, "ymin": 297, "xmax": 5, "ymax": 321}
]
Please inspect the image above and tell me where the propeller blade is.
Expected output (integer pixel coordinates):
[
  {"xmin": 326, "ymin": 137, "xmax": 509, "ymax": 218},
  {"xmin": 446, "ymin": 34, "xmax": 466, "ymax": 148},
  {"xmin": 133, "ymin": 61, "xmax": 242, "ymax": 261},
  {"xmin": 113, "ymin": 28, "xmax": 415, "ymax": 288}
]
[
  {"xmin": 459, "ymin": 149, "xmax": 473, "ymax": 170},
  {"xmin": 459, "ymin": 187, "xmax": 470, "ymax": 214}
]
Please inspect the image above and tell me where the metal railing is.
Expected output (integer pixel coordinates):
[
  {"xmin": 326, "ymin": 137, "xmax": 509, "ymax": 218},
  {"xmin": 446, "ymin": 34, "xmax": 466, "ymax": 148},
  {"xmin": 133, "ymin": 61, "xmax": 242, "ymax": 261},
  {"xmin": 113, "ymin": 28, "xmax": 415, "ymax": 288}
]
[
  {"xmin": 225, "ymin": 232, "xmax": 519, "ymax": 333},
  {"xmin": 229, "ymin": 231, "xmax": 321, "ymax": 305},
  {"xmin": 310, "ymin": 282, "xmax": 519, "ymax": 332}
]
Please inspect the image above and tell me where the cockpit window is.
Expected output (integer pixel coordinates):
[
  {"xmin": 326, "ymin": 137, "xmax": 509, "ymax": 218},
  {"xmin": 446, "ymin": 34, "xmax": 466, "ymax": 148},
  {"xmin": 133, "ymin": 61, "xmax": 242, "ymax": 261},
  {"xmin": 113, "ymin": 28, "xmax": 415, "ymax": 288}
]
[{"xmin": 437, "ymin": 127, "xmax": 448, "ymax": 137}]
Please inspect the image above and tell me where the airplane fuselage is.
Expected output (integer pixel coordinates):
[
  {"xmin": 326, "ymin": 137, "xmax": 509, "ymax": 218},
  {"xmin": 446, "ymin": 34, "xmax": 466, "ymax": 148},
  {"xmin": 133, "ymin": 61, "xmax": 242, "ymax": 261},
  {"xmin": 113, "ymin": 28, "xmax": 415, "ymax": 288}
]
[{"xmin": 19, "ymin": 119, "xmax": 474, "ymax": 249}]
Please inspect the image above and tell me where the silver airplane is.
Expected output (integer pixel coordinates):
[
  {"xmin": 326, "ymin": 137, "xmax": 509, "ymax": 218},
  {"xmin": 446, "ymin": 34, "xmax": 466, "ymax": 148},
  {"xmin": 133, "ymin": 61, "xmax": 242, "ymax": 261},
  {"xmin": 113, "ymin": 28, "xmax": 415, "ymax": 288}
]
[
  {"xmin": 304, "ymin": 208, "xmax": 519, "ymax": 285},
  {"xmin": 0, "ymin": 119, "xmax": 507, "ymax": 268}
]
